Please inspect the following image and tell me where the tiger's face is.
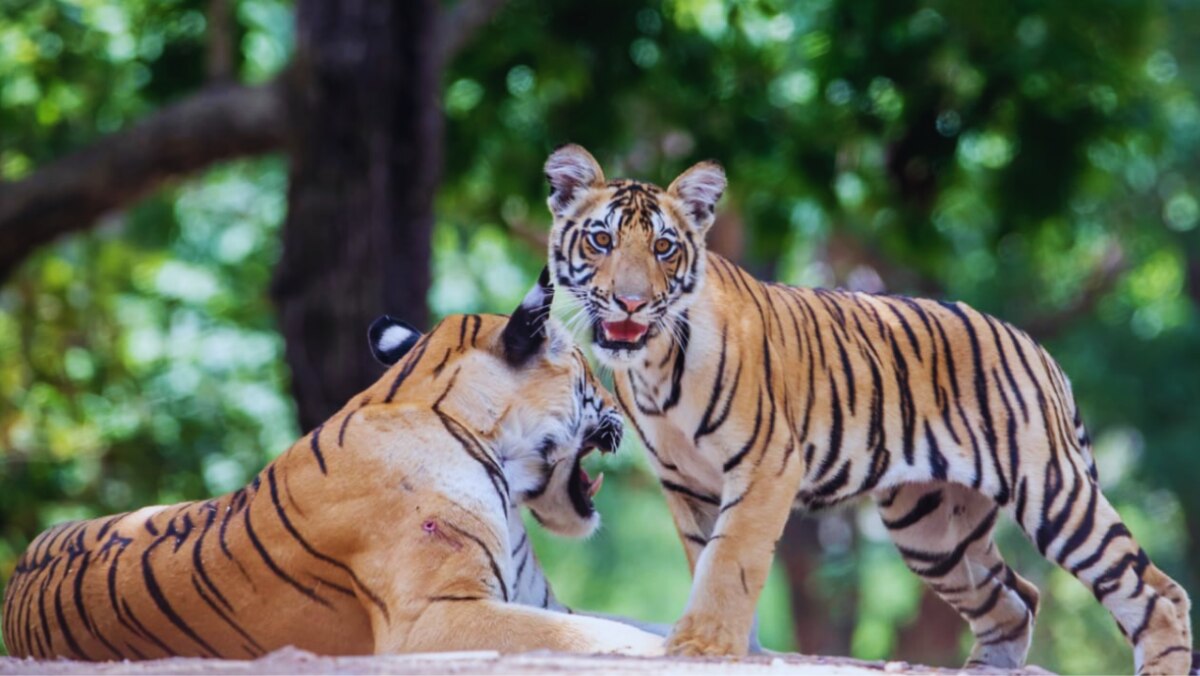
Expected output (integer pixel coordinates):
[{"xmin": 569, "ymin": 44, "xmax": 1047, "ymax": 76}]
[
  {"xmin": 368, "ymin": 268, "xmax": 623, "ymax": 538},
  {"xmin": 544, "ymin": 144, "xmax": 726, "ymax": 366}
]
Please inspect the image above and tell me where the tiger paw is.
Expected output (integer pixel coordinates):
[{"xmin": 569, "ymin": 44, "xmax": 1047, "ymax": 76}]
[{"xmin": 665, "ymin": 612, "xmax": 747, "ymax": 657}]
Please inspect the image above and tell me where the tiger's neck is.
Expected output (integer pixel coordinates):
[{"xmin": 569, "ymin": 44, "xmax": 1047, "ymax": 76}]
[
  {"xmin": 631, "ymin": 251, "xmax": 763, "ymax": 372},
  {"xmin": 612, "ymin": 251, "xmax": 786, "ymax": 427}
]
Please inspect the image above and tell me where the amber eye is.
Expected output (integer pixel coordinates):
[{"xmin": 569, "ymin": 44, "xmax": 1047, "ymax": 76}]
[
  {"xmin": 590, "ymin": 232, "xmax": 612, "ymax": 250},
  {"xmin": 654, "ymin": 237, "xmax": 676, "ymax": 257}
]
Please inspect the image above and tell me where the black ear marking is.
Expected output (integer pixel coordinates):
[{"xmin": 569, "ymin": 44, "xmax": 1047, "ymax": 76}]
[
  {"xmin": 368, "ymin": 315, "xmax": 421, "ymax": 366},
  {"xmin": 502, "ymin": 267, "xmax": 555, "ymax": 366}
]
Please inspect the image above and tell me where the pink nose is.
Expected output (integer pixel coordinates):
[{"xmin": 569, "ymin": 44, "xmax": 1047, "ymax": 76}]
[{"xmin": 615, "ymin": 295, "xmax": 648, "ymax": 314}]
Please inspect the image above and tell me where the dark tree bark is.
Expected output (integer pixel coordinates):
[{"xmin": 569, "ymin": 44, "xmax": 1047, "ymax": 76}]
[
  {"xmin": 273, "ymin": 0, "xmax": 445, "ymax": 432},
  {"xmin": 778, "ymin": 516, "xmax": 857, "ymax": 655},
  {"xmin": 893, "ymin": 588, "xmax": 964, "ymax": 666}
]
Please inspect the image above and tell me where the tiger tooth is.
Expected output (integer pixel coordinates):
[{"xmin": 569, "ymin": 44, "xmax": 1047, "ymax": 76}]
[{"xmin": 587, "ymin": 472, "xmax": 605, "ymax": 498}]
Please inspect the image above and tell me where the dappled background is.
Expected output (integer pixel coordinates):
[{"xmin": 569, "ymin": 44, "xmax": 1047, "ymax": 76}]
[{"xmin": 2, "ymin": 0, "xmax": 1199, "ymax": 673}]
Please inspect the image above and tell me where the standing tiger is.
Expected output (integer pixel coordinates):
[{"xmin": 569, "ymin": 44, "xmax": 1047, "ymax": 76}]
[
  {"xmin": 543, "ymin": 143, "xmax": 1195, "ymax": 674},
  {"xmin": 1, "ymin": 273, "xmax": 663, "ymax": 660}
]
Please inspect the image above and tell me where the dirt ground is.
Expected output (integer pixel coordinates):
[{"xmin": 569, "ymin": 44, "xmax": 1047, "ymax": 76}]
[{"xmin": 0, "ymin": 648, "xmax": 1053, "ymax": 675}]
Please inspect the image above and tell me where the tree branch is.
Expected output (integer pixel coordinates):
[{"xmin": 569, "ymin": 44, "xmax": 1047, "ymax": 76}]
[
  {"xmin": 1023, "ymin": 244, "xmax": 1127, "ymax": 340},
  {"xmin": 438, "ymin": 0, "xmax": 508, "ymax": 63},
  {"xmin": 0, "ymin": 81, "xmax": 286, "ymax": 280}
]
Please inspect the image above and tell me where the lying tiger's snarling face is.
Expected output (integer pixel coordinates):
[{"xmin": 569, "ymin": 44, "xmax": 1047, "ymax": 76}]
[
  {"xmin": 368, "ymin": 269, "xmax": 623, "ymax": 538},
  {"xmin": 544, "ymin": 144, "xmax": 726, "ymax": 366}
]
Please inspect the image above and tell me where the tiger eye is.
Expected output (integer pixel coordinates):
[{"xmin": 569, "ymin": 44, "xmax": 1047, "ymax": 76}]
[
  {"xmin": 593, "ymin": 232, "xmax": 612, "ymax": 248},
  {"xmin": 654, "ymin": 238, "xmax": 673, "ymax": 255}
]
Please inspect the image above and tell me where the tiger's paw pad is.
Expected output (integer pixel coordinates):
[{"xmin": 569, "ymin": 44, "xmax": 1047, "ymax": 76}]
[{"xmin": 666, "ymin": 615, "xmax": 746, "ymax": 657}]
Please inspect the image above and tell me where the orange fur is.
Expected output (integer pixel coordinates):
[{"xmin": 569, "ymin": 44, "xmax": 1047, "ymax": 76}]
[
  {"xmin": 2, "ymin": 304, "xmax": 662, "ymax": 660},
  {"xmin": 545, "ymin": 144, "xmax": 1193, "ymax": 674}
]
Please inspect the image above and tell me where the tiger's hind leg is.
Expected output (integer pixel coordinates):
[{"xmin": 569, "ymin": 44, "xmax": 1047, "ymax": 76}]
[
  {"xmin": 1011, "ymin": 454, "xmax": 1192, "ymax": 675},
  {"xmin": 877, "ymin": 482, "xmax": 1038, "ymax": 669}
]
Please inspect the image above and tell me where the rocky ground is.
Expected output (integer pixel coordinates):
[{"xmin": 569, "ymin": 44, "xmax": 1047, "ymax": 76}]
[{"xmin": 0, "ymin": 648, "xmax": 1053, "ymax": 675}]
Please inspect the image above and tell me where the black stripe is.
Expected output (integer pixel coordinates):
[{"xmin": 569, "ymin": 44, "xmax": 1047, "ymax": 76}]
[
  {"xmin": 695, "ymin": 326, "xmax": 742, "ymax": 442},
  {"xmin": 384, "ymin": 335, "xmax": 431, "ymax": 402},
  {"xmin": 74, "ymin": 547, "xmax": 120, "ymax": 657},
  {"xmin": 190, "ymin": 575, "xmax": 264, "ymax": 657},
  {"xmin": 831, "ymin": 330, "xmax": 857, "ymax": 414},
  {"xmin": 192, "ymin": 504, "xmax": 234, "ymax": 614},
  {"xmin": 242, "ymin": 501, "xmax": 332, "ymax": 609},
  {"xmin": 308, "ymin": 423, "xmax": 327, "ymax": 475},
  {"xmin": 883, "ymin": 297, "xmax": 924, "ymax": 362},
  {"xmin": 1070, "ymin": 523, "xmax": 1131, "ymax": 575},
  {"xmin": 266, "ymin": 466, "xmax": 391, "ymax": 621},
  {"xmin": 898, "ymin": 507, "xmax": 998, "ymax": 578},
  {"xmin": 799, "ymin": 461, "xmax": 851, "ymax": 505},
  {"xmin": 36, "ymin": 559, "xmax": 60, "ymax": 657},
  {"xmin": 723, "ymin": 389, "xmax": 763, "ymax": 473},
  {"xmin": 811, "ymin": 379, "xmax": 843, "ymax": 481},
  {"xmin": 1054, "ymin": 477, "xmax": 1098, "ymax": 566},
  {"xmin": 1129, "ymin": 593, "xmax": 1160, "ymax": 645},
  {"xmin": 338, "ymin": 400, "xmax": 366, "ymax": 446},
  {"xmin": 882, "ymin": 490, "xmax": 943, "ymax": 530},
  {"xmin": 887, "ymin": 332, "xmax": 917, "ymax": 465},
  {"xmin": 52, "ymin": 557, "xmax": 89, "ymax": 659},
  {"xmin": 661, "ymin": 313, "xmax": 689, "ymax": 411},
  {"xmin": 613, "ymin": 384, "xmax": 679, "ymax": 472},
  {"xmin": 444, "ymin": 523, "xmax": 509, "ymax": 602},
  {"xmin": 961, "ymin": 581, "xmax": 1004, "ymax": 620},
  {"xmin": 120, "ymin": 599, "xmax": 174, "ymax": 656},
  {"xmin": 660, "ymin": 479, "xmax": 719, "ymax": 505},
  {"xmin": 142, "ymin": 518, "xmax": 219, "ymax": 657},
  {"xmin": 924, "ymin": 420, "xmax": 949, "ymax": 480}
]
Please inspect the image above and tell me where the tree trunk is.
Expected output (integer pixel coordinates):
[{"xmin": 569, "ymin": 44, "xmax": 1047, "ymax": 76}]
[
  {"xmin": 274, "ymin": 0, "xmax": 443, "ymax": 432},
  {"xmin": 893, "ymin": 588, "xmax": 965, "ymax": 666},
  {"xmin": 778, "ymin": 515, "xmax": 857, "ymax": 655}
]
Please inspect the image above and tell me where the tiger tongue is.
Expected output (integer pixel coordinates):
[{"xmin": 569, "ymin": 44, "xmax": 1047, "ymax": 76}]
[{"xmin": 601, "ymin": 320, "xmax": 649, "ymax": 342}]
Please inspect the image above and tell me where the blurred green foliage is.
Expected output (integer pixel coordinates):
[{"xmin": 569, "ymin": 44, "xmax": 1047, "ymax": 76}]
[{"xmin": 3, "ymin": 0, "xmax": 1200, "ymax": 672}]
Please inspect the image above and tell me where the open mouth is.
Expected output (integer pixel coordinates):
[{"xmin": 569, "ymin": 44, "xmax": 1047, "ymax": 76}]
[
  {"xmin": 595, "ymin": 319, "xmax": 650, "ymax": 350},
  {"xmin": 566, "ymin": 444, "xmax": 611, "ymax": 517}
]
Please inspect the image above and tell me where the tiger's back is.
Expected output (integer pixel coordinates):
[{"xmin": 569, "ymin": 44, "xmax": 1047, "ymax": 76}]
[
  {"xmin": 3, "ymin": 283, "xmax": 661, "ymax": 661},
  {"xmin": 2, "ymin": 480, "xmax": 376, "ymax": 660}
]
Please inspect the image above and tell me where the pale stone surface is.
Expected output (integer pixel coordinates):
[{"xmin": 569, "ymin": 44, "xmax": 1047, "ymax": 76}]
[{"xmin": 0, "ymin": 647, "xmax": 1054, "ymax": 675}]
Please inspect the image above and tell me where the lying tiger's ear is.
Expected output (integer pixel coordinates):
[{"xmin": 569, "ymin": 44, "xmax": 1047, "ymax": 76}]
[
  {"xmin": 368, "ymin": 315, "xmax": 421, "ymax": 366},
  {"xmin": 502, "ymin": 267, "xmax": 555, "ymax": 366},
  {"xmin": 545, "ymin": 144, "xmax": 605, "ymax": 218},
  {"xmin": 668, "ymin": 159, "xmax": 726, "ymax": 235}
]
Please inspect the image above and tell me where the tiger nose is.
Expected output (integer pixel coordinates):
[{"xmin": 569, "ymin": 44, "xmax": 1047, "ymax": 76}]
[{"xmin": 615, "ymin": 295, "xmax": 648, "ymax": 314}]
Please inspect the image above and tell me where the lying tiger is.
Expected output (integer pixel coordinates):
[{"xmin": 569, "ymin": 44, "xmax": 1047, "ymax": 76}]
[
  {"xmin": 1, "ymin": 271, "xmax": 663, "ymax": 660},
  {"xmin": 544, "ymin": 144, "xmax": 1195, "ymax": 674}
]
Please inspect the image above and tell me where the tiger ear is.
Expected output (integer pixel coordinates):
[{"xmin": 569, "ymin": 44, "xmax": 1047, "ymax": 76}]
[
  {"xmin": 368, "ymin": 315, "xmax": 421, "ymax": 366},
  {"xmin": 668, "ymin": 160, "xmax": 726, "ymax": 235},
  {"xmin": 502, "ymin": 267, "xmax": 555, "ymax": 366},
  {"xmin": 545, "ymin": 144, "xmax": 605, "ymax": 218}
]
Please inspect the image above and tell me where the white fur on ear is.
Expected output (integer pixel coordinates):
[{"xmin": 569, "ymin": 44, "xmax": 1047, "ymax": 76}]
[
  {"xmin": 545, "ymin": 144, "xmax": 605, "ymax": 217},
  {"xmin": 668, "ymin": 160, "xmax": 727, "ymax": 233},
  {"xmin": 368, "ymin": 315, "xmax": 422, "ymax": 366},
  {"xmin": 377, "ymin": 324, "xmax": 414, "ymax": 353}
]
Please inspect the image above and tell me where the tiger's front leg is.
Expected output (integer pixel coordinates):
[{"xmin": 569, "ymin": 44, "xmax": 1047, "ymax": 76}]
[{"xmin": 664, "ymin": 434, "xmax": 802, "ymax": 657}]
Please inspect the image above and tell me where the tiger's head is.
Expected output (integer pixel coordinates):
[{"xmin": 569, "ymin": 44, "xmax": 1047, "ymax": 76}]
[
  {"xmin": 544, "ymin": 144, "xmax": 726, "ymax": 366},
  {"xmin": 366, "ymin": 269, "xmax": 623, "ymax": 538}
]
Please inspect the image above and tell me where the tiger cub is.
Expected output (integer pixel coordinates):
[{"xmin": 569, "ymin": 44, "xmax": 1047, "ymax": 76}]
[
  {"xmin": 2, "ymin": 271, "xmax": 662, "ymax": 660},
  {"xmin": 543, "ymin": 143, "xmax": 1194, "ymax": 674}
]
